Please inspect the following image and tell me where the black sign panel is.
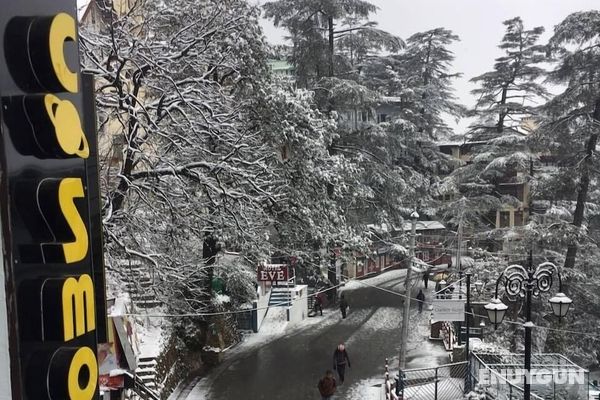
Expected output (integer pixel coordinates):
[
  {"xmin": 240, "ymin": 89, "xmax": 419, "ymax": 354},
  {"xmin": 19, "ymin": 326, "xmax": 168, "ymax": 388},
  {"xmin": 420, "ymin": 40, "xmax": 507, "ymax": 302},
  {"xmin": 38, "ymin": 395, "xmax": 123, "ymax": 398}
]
[{"xmin": 0, "ymin": 1, "xmax": 104, "ymax": 398}]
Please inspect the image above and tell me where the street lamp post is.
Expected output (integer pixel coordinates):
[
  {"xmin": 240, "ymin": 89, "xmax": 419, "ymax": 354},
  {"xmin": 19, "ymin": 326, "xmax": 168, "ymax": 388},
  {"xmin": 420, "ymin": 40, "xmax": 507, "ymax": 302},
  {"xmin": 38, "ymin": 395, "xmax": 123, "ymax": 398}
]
[{"xmin": 484, "ymin": 253, "xmax": 572, "ymax": 400}]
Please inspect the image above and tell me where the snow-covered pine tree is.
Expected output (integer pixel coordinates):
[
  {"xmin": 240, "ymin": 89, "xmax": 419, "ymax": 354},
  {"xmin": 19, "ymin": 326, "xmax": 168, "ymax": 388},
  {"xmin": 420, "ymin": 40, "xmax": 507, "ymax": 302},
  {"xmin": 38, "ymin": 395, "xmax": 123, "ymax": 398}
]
[
  {"xmin": 440, "ymin": 17, "xmax": 548, "ymax": 236},
  {"xmin": 397, "ymin": 28, "xmax": 465, "ymax": 139},
  {"xmin": 263, "ymin": 0, "xmax": 402, "ymax": 89},
  {"xmin": 541, "ymin": 11, "xmax": 600, "ymax": 270},
  {"xmin": 525, "ymin": 11, "xmax": 600, "ymax": 364},
  {"xmin": 355, "ymin": 28, "xmax": 465, "ymax": 224},
  {"xmin": 263, "ymin": 0, "xmax": 418, "ymax": 243}
]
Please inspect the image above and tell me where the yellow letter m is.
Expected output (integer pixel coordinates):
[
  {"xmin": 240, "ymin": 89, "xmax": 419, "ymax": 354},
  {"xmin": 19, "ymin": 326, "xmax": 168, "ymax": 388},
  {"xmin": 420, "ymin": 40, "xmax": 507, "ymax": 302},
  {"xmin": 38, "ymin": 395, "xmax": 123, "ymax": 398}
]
[{"xmin": 62, "ymin": 274, "xmax": 95, "ymax": 341}]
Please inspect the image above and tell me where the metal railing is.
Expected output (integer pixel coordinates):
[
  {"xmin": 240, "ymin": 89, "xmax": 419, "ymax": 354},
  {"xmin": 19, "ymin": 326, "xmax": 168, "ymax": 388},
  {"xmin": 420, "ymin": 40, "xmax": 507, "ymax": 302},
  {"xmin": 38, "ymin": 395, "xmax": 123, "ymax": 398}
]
[
  {"xmin": 383, "ymin": 352, "xmax": 590, "ymax": 400},
  {"xmin": 470, "ymin": 353, "xmax": 545, "ymax": 400},
  {"xmin": 131, "ymin": 374, "xmax": 161, "ymax": 400},
  {"xmin": 384, "ymin": 358, "xmax": 468, "ymax": 400}
]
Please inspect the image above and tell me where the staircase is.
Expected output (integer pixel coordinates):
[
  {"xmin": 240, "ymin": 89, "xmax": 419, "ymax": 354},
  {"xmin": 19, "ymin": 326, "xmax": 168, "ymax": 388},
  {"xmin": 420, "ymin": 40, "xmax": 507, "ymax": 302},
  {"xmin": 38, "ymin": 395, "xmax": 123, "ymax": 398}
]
[
  {"xmin": 133, "ymin": 356, "xmax": 160, "ymax": 399},
  {"xmin": 269, "ymin": 286, "xmax": 291, "ymax": 307},
  {"xmin": 117, "ymin": 260, "xmax": 162, "ymax": 309}
]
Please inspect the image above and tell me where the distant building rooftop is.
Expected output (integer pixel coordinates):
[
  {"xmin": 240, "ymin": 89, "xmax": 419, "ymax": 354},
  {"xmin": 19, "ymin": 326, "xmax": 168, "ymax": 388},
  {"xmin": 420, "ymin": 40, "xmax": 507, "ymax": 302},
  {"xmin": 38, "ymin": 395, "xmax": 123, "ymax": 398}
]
[
  {"xmin": 437, "ymin": 140, "xmax": 488, "ymax": 147},
  {"xmin": 368, "ymin": 221, "xmax": 446, "ymax": 233},
  {"xmin": 268, "ymin": 59, "xmax": 294, "ymax": 72},
  {"xmin": 402, "ymin": 221, "xmax": 446, "ymax": 232},
  {"xmin": 379, "ymin": 96, "xmax": 403, "ymax": 103}
]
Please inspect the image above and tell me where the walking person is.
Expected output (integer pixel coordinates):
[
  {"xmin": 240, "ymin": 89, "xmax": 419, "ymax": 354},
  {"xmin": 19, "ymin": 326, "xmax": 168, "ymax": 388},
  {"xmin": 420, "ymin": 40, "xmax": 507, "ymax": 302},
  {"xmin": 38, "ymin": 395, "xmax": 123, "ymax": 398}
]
[
  {"xmin": 317, "ymin": 370, "xmax": 336, "ymax": 400},
  {"xmin": 314, "ymin": 292, "xmax": 324, "ymax": 316},
  {"xmin": 339, "ymin": 293, "xmax": 348, "ymax": 319},
  {"xmin": 416, "ymin": 289, "xmax": 425, "ymax": 313},
  {"xmin": 333, "ymin": 343, "xmax": 351, "ymax": 384},
  {"xmin": 422, "ymin": 271, "xmax": 428, "ymax": 288}
]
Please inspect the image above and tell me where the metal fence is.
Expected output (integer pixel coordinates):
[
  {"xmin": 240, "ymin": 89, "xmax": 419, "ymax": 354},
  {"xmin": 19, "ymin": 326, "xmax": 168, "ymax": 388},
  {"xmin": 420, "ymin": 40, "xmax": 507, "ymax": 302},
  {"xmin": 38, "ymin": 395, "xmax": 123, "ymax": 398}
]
[
  {"xmin": 235, "ymin": 309, "xmax": 253, "ymax": 331},
  {"xmin": 470, "ymin": 353, "xmax": 591, "ymax": 400},
  {"xmin": 470, "ymin": 353, "xmax": 545, "ymax": 400},
  {"xmin": 383, "ymin": 359, "xmax": 468, "ymax": 400}
]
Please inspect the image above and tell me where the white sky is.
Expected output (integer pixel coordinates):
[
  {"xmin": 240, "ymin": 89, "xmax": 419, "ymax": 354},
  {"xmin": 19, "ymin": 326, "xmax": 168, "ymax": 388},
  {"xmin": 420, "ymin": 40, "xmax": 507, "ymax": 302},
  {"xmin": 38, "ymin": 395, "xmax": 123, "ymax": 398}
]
[{"xmin": 256, "ymin": 0, "xmax": 599, "ymax": 133}]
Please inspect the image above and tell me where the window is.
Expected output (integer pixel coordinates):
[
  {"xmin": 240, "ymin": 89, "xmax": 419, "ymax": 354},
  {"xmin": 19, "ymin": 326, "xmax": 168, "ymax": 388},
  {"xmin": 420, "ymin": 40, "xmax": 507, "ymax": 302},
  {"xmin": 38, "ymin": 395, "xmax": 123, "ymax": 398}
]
[
  {"xmin": 499, "ymin": 211, "xmax": 510, "ymax": 228},
  {"xmin": 378, "ymin": 113, "xmax": 388, "ymax": 123},
  {"xmin": 440, "ymin": 146, "xmax": 453, "ymax": 155},
  {"xmin": 360, "ymin": 111, "xmax": 368, "ymax": 122},
  {"xmin": 514, "ymin": 210, "xmax": 524, "ymax": 226}
]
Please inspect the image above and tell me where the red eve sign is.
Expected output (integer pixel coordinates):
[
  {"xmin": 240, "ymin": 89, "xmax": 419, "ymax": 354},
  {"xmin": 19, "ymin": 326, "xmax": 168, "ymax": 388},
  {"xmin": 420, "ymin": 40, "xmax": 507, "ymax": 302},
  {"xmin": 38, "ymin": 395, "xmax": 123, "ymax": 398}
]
[{"xmin": 257, "ymin": 264, "xmax": 289, "ymax": 282}]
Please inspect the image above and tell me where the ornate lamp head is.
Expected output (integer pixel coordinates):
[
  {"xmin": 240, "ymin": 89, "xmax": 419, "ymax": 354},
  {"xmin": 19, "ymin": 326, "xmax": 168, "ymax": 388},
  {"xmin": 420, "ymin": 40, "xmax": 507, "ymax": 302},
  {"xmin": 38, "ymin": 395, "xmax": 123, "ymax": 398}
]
[
  {"xmin": 548, "ymin": 292, "xmax": 572, "ymax": 318},
  {"xmin": 485, "ymin": 298, "xmax": 508, "ymax": 328}
]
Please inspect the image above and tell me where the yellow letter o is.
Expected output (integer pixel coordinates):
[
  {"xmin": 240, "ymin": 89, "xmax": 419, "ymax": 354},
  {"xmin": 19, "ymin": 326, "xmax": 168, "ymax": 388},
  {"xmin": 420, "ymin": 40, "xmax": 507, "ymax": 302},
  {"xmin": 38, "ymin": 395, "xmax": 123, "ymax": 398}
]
[
  {"xmin": 49, "ymin": 13, "xmax": 78, "ymax": 93},
  {"xmin": 68, "ymin": 347, "xmax": 98, "ymax": 399}
]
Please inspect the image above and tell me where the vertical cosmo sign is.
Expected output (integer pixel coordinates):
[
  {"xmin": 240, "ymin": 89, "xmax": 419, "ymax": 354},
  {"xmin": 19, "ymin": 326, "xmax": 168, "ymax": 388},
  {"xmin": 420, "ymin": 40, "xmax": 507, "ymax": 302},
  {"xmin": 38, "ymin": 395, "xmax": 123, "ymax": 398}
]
[{"xmin": 0, "ymin": 1, "xmax": 104, "ymax": 399}]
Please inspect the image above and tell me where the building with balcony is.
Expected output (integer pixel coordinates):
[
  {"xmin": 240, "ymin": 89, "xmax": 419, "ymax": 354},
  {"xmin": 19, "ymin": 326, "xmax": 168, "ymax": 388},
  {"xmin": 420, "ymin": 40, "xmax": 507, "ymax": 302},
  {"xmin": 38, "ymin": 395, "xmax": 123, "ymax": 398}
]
[
  {"xmin": 338, "ymin": 96, "xmax": 404, "ymax": 132},
  {"xmin": 438, "ymin": 140, "xmax": 530, "ymax": 231}
]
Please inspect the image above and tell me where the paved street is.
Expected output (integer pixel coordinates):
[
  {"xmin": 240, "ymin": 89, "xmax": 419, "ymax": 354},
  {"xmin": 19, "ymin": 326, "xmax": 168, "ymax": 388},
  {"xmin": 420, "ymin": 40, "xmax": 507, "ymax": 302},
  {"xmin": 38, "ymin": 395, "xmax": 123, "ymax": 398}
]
[{"xmin": 173, "ymin": 270, "xmax": 449, "ymax": 400}]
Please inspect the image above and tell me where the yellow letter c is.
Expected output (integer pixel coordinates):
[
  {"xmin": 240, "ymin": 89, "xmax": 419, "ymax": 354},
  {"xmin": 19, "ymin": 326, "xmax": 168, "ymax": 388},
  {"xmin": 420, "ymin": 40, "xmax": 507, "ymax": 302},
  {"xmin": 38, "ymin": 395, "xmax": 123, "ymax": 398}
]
[{"xmin": 49, "ymin": 13, "xmax": 78, "ymax": 93}]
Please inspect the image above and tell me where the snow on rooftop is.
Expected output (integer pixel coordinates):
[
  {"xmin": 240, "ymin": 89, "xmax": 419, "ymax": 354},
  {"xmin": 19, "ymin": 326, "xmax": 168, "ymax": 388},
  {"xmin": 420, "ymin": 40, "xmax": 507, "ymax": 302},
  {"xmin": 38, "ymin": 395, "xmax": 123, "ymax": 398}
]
[
  {"xmin": 402, "ymin": 220, "xmax": 446, "ymax": 231},
  {"xmin": 437, "ymin": 141, "xmax": 463, "ymax": 147},
  {"xmin": 379, "ymin": 95, "xmax": 403, "ymax": 103},
  {"xmin": 366, "ymin": 222, "xmax": 391, "ymax": 233},
  {"xmin": 437, "ymin": 140, "xmax": 488, "ymax": 147}
]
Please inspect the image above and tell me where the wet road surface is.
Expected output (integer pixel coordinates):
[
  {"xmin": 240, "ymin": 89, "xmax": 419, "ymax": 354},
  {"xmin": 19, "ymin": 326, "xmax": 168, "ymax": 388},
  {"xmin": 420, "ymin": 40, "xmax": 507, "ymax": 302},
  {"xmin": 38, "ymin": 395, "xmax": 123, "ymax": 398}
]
[{"xmin": 175, "ymin": 271, "xmax": 449, "ymax": 400}]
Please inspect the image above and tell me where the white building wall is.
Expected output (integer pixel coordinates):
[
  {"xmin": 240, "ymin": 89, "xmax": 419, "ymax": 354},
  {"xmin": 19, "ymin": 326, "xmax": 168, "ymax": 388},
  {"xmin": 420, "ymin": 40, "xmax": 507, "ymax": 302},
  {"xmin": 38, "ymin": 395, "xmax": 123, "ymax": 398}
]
[{"xmin": 286, "ymin": 285, "xmax": 308, "ymax": 324}]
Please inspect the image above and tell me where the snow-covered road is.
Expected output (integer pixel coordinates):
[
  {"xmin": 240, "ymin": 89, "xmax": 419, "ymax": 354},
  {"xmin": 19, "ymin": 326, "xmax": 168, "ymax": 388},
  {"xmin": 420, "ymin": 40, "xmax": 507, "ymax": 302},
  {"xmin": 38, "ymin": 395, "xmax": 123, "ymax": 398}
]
[{"xmin": 169, "ymin": 269, "xmax": 449, "ymax": 400}]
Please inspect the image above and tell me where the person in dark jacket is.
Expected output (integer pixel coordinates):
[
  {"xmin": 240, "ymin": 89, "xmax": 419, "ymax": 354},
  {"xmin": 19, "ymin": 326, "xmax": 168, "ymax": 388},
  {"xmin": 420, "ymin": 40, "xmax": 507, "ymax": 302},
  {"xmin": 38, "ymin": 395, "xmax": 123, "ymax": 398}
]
[
  {"xmin": 333, "ymin": 343, "xmax": 351, "ymax": 383},
  {"xmin": 416, "ymin": 289, "xmax": 425, "ymax": 313},
  {"xmin": 422, "ymin": 271, "xmax": 429, "ymax": 288},
  {"xmin": 317, "ymin": 370, "xmax": 336, "ymax": 399},
  {"xmin": 339, "ymin": 293, "xmax": 348, "ymax": 319},
  {"xmin": 314, "ymin": 292, "xmax": 324, "ymax": 316}
]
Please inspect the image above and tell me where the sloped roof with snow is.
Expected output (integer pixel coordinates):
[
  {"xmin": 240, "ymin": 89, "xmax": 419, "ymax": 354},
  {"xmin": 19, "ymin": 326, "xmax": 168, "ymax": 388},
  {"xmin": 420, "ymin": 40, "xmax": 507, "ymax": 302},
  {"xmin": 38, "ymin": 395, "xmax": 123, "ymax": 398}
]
[{"xmin": 402, "ymin": 220, "xmax": 446, "ymax": 232}]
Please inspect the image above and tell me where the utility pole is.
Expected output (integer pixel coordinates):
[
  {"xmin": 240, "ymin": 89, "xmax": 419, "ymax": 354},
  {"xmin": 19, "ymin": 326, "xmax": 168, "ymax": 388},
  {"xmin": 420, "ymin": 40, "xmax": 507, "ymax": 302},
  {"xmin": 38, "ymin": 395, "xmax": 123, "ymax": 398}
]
[
  {"xmin": 465, "ymin": 272, "xmax": 472, "ymax": 392},
  {"xmin": 456, "ymin": 217, "xmax": 463, "ymax": 295},
  {"xmin": 399, "ymin": 210, "xmax": 419, "ymax": 369}
]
